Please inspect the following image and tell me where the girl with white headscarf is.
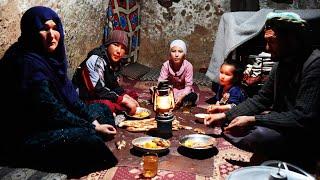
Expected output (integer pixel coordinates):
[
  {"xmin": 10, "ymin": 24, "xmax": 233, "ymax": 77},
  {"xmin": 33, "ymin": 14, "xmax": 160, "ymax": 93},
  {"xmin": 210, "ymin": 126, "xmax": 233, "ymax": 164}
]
[{"xmin": 158, "ymin": 39, "xmax": 198, "ymax": 108}]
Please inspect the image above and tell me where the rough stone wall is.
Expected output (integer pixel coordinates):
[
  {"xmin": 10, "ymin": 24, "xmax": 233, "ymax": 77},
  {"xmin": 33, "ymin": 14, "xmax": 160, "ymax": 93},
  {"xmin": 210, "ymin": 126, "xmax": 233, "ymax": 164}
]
[
  {"xmin": 139, "ymin": 0, "xmax": 320, "ymax": 71},
  {"xmin": 139, "ymin": 0, "xmax": 230, "ymax": 71},
  {"xmin": 0, "ymin": 0, "xmax": 108, "ymax": 77},
  {"xmin": 1, "ymin": 0, "xmax": 319, "ymax": 74},
  {"xmin": 259, "ymin": 0, "xmax": 320, "ymax": 9}
]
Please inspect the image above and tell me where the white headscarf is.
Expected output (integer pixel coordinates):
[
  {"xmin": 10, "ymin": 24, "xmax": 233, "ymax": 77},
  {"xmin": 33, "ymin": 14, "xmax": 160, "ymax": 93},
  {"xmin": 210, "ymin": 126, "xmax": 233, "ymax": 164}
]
[{"xmin": 170, "ymin": 39, "xmax": 187, "ymax": 54}]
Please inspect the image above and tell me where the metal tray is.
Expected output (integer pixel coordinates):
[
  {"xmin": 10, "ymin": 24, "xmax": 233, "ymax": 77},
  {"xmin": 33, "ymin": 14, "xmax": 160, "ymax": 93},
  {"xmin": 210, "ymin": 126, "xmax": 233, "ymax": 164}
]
[
  {"xmin": 132, "ymin": 136, "xmax": 170, "ymax": 153},
  {"xmin": 125, "ymin": 107, "xmax": 152, "ymax": 120},
  {"xmin": 227, "ymin": 165, "xmax": 315, "ymax": 180},
  {"xmin": 179, "ymin": 134, "xmax": 217, "ymax": 150}
]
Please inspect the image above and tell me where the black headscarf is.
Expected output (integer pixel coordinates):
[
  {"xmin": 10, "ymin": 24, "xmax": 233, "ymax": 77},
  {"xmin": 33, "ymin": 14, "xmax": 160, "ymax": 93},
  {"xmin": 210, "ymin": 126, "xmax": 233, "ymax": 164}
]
[{"xmin": 17, "ymin": 6, "xmax": 78, "ymax": 106}]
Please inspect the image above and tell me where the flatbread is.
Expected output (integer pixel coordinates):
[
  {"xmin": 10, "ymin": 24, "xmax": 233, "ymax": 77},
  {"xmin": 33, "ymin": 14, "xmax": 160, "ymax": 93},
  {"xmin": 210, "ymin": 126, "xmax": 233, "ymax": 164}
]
[
  {"xmin": 194, "ymin": 128, "xmax": 206, "ymax": 134},
  {"xmin": 118, "ymin": 118, "xmax": 155, "ymax": 127},
  {"xmin": 119, "ymin": 118, "xmax": 182, "ymax": 132}
]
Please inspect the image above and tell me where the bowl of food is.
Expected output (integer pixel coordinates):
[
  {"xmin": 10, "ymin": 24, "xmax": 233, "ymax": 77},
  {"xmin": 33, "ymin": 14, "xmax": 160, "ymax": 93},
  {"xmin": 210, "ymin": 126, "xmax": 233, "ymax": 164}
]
[
  {"xmin": 125, "ymin": 107, "xmax": 152, "ymax": 120},
  {"xmin": 132, "ymin": 136, "xmax": 170, "ymax": 153},
  {"xmin": 179, "ymin": 134, "xmax": 217, "ymax": 150}
]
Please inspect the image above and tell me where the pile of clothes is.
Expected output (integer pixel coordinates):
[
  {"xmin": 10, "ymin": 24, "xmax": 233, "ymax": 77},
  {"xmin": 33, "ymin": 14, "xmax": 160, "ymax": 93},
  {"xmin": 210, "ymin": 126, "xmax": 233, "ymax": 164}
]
[{"xmin": 243, "ymin": 52, "xmax": 275, "ymax": 86}]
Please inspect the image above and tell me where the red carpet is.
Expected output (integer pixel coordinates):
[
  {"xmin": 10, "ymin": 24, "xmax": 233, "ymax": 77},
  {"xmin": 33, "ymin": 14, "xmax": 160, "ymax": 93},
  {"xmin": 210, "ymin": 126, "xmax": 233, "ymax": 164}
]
[{"xmin": 79, "ymin": 78, "xmax": 254, "ymax": 180}]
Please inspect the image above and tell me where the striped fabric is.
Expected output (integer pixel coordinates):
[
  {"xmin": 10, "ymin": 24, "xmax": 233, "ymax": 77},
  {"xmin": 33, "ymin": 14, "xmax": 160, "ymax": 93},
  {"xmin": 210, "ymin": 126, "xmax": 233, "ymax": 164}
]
[
  {"xmin": 244, "ymin": 52, "xmax": 274, "ymax": 78},
  {"xmin": 243, "ymin": 52, "xmax": 275, "ymax": 86}
]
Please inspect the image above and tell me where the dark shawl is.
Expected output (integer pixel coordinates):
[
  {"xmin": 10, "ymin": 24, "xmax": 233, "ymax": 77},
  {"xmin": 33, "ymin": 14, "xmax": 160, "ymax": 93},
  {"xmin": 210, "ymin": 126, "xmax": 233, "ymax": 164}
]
[{"xmin": 16, "ymin": 6, "xmax": 78, "ymax": 107}]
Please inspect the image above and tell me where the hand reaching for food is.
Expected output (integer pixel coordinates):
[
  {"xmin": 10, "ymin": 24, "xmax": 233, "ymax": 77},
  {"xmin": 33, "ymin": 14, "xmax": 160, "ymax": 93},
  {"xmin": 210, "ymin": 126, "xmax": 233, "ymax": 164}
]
[
  {"xmin": 204, "ymin": 113, "xmax": 226, "ymax": 126},
  {"xmin": 207, "ymin": 104, "xmax": 232, "ymax": 113},
  {"xmin": 122, "ymin": 94, "xmax": 139, "ymax": 115}
]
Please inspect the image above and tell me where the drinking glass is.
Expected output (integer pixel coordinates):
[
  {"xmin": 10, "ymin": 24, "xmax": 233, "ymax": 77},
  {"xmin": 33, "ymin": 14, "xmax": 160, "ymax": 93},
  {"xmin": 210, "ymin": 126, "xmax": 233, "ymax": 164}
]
[{"xmin": 142, "ymin": 152, "xmax": 158, "ymax": 178}]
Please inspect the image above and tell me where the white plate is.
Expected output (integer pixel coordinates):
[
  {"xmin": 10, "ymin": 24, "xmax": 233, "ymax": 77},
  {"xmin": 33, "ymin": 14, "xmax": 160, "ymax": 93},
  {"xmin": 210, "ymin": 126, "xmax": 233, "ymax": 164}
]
[
  {"xmin": 194, "ymin": 113, "xmax": 209, "ymax": 119},
  {"xmin": 227, "ymin": 166, "xmax": 314, "ymax": 180}
]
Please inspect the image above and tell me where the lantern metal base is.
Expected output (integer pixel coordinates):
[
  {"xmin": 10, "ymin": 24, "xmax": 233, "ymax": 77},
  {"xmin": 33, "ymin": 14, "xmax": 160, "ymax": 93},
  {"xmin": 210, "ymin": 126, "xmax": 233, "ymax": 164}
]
[{"xmin": 156, "ymin": 112, "xmax": 174, "ymax": 139}]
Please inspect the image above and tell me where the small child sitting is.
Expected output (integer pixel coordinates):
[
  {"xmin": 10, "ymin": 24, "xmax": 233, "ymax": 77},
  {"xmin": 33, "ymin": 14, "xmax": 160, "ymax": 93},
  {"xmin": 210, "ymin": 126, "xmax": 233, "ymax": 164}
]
[{"xmin": 207, "ymin": 59, "xmax": 247, "ymax": 113}]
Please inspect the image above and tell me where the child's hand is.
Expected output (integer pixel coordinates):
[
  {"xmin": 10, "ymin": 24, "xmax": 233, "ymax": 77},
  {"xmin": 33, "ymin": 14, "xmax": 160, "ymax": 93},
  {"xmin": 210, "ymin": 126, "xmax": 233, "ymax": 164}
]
[
  {"xmin": 175, "ymin": 95, "xmax": 185, "ymax": 107},
  {"xmin": 207, "ymin": 104, "xmax": 232, "ymax": 113},
  {"xmin": 207, "ymin": 104, "xmax": 221, "ymax": 113},
  {"xmin": 122, "ymin": 94, "xmax": 139, "ymax": 115}
]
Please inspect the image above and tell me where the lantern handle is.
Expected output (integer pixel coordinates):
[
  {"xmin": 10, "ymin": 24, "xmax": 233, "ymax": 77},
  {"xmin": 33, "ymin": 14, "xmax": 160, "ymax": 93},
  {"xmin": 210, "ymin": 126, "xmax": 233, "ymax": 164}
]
[{"xmin": 169, "ymin": 86, "xmax": 175, "ymax": 109}]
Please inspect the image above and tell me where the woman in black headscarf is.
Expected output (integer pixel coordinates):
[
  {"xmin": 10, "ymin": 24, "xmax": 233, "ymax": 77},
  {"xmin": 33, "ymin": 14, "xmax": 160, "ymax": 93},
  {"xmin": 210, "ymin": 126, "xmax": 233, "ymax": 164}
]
[{"xmin": 0, "ymin": 6, "xmax": 117, "ymax": 177}]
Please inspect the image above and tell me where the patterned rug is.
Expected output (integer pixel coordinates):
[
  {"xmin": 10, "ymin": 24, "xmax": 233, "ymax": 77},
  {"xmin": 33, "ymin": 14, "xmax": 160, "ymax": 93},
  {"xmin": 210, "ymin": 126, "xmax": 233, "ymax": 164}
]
[
  {"xmin": 79, "ymin": 143, "xmax": 253, "ymax": 180},
  {"xmin": 0, "ymin": 78, "xmax": 252, "ymax": 180},
  {"xmin": 139, "ymin": 67, "xmax": 212, "ymax": 87},
  {"xmin": 212, "ymin": 139, "xmax": 253, "ymax": 180},
  {"xmin": 127, "ymin": 79, "xmax": 254, "ymax": 180},
  {"xmin": 127, "ymin": 80, "xmax": 214, "ymax": 108},
  {"xmin": 80, "ymin": 78, "xmax": 254, "ymax": 180},
  {"xmin": 80, "ymin": 166, "xmax": 207, "ymax": 180}
]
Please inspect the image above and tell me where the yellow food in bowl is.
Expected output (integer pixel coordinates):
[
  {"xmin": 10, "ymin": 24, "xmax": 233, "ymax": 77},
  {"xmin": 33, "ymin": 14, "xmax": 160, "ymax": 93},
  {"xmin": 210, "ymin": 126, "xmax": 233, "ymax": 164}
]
[
  {"xmin": 183, "ymin": 139, "xmax": 212, "ymax": 148},
  {"xmin": 133, "ymin": 111, "xmax": 149, "ymax": 118},
  {"xmin": 183, "ymin": 140, "xmax": 194, "ymax": 148},
  {"xmin": 137, "ymin": 138, "xmax": 170, "ymax": 149},
  {"xmin": 144, "ymin": 141, "xmax": 158, "ymax": 149}
]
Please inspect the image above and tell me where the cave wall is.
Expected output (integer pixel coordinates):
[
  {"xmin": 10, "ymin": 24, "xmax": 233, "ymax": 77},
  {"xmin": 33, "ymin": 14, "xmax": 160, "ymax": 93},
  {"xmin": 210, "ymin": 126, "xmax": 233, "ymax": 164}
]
[
  {"xmin": 1, "ymin": 0, "xmax": 319, "ymax": 75},
  {"xmin": 138, "ymin": 0, "xmax": 320, "ymax": 71},
  {"xmin": 139, "ymin": 0, "xmax": 229, "ymax": 71},
  {"xmin": 0, "ymin": 0, "xmax": 108, "ymax": 76}
]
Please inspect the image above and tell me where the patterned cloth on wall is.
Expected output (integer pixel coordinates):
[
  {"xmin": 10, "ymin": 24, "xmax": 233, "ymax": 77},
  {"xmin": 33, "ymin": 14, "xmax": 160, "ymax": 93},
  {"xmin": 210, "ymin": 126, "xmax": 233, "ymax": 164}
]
[{"xmin": 105, "ymin": 0, "xmax": 140, "ymax": 64}]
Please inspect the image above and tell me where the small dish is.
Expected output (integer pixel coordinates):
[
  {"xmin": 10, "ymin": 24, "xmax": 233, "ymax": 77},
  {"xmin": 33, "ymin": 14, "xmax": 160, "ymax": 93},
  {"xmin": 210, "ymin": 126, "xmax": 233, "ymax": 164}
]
[
  {"xmin": 194, "ymin": 113, "xmax": 209, "ymax": 123},
  {"xmin": 132, "ymin": 136, "xmax": 170, "ymax": 153},
  {"xmin": 179, "ymin": 134, "xmax": 217, "ymax": 150},
  {"xmin": 194, "ymin": 113, "xmax": 209, "ymax": 119},
  {"xmin": 125, "ymin": 107, "xmax": 152, "ymax": 120}
]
